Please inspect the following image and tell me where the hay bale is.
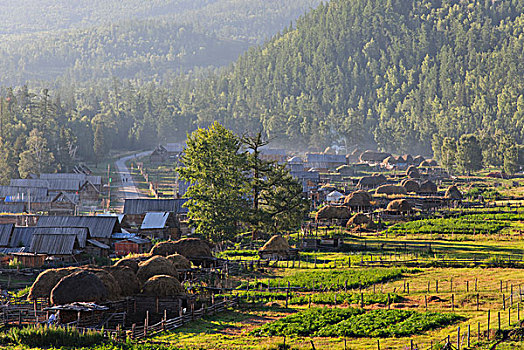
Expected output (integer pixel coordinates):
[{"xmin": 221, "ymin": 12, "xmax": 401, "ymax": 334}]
[
  {"xmin": 28, "ymin": 268, "xmax": 81, "ymax": 300},
  {"xmin": 413, "ymin": 155, "xmax": 425, "ymax": 166},
  {"xmin": 157, "ymin": 238, "xmax": 213, "ymax": 260},
  {"xmin": 401, "ymin": 179, "xmax": 420, "ymax": 193},
  {"xmin": 376, "ymin": 185, "xmax": 407, "ymax": 195},
  {"xmin": 166, "ymin": 254, "xmax": 192, "ymax": 270},
  {"xmin": 357, "ymin": 174, "xmax": 387, "ymax": 188},
  {"xmin": 259, "ymin": 235, "xmax": 290, "ymax": 253},
  {"xmin": 50, "ymin": 271, "xmax": 108, "ymax": 305},
  {"xmin": 142, "ymin": 275, "xmax": 185, "ymax": 297},
  {"xmin": 114, "ymin": 257, "xmax": 140, "ymax": 272},
  {"xmin": 445, "ymin": 185, "xmax": 463, "ymax": 200},
  {"xmin": 428, "ymin": 159, "xmax": 438, "ymax": 167},
  {"xmin": 87, "ymin": 268, "xmax": 121, "ymax": 301},
  {"xmin": 344, "ymin": 190, "xmax": 373, "ymax": 208},
  {"xmin": 419, "ymin": 160, "xmax": 431, "ymax": 167},
  {"xmin": 105, "ymin": 266, "xmax": 140, "ymax": 297},
  {"xmin": 402, "ymin": 154, "xmax": 414, "ymax": 164},
  {"xmin": 150, "ymin": 241, "xmax": 179, "ymax": 257},
  {"xmin": 315, "ymin": 205, "xmax": 352, "ymax": 221},
  {"xmin": 382, "ymin": 156, "xmax": 397, "ymax": 165},
  {"xmin": 419, "ymin": 180, "xmax": 438, "ymax": 193},
  {"xmin": 359, "ymin": 150, "xmax": 391, "ymax": 163},
  {"xmin": 387, "ymin": 199, "xmax": 413, "ymax": 213},
  {"xmin": 346, "ymin": 213, "xmax": 371, "ymax": 227},
  {"xmin": 336, "ymin": 165, "xmax": 353, "ymax": 176},
  {"xmin": 406, "ymin": 166, "xmax": 420, "ymax": 178},
  {"xmin": 137, "ymin": 256, "xmax": 178, "ymax": 283}
]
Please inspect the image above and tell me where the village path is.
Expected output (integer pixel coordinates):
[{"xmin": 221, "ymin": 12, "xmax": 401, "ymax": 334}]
[{"xmin": 114, "ymin": 151, "xmax": 152, "ymax": 207}]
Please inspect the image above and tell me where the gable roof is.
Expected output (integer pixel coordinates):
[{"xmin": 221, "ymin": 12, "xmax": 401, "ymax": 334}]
[
  {"xmin": 0, "ymin": 186, "xmax": 48, "ymax": 201},
  {"xmin": 0, "ymin": 203, "xmax": 26, "ymax": 213},
  {"xmin": 36, "ymin": 216, "xmax": 120, "ymax": 239},
  {"xmin": 123, "ymin": 199, "xmax": 188, "ymax": 215},
  {"xmin": 29, "ymin": 233, "xmax": 77, "ymax": 255},
  {"xmin": 0, "ymin": 224, "xmax": 14, "ymax": 246},
  {"xmin": 40, "ymin": 173, "xmax": 102, "ymax": 186},
  {"xmin": 9, "ymin": 179, "xmax": 49, "ymax": 188},
  {"xmin": 140, "ymin": 212, "xmax": 170, "ymax": 229},
  {"xmin": 10, "ymin": 227, "xmax": 36, "ymax": 248}
]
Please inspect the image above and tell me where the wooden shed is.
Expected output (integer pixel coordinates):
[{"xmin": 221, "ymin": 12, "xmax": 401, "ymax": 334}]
[
  {"xmin": 139, "ymin": 212, "xmax": 179, "ymax": 239},
  {"xmin": 10, "ymin": 252, "xmax": 46, "ymax": 268},
  {"xmin": 114, "ymin": 237, "xmax": 152, "ymax": 256}
]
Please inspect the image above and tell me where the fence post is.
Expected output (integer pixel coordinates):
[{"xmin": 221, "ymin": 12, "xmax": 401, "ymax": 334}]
[
  {"xmin": 477, "ymin": 293, "xmax": 480, "ymax": 311},
  {"xmin": 487, "ymin": 310, "xmax": 490, "ymax": 340},
  {"xmin": 503, "ymin": 294, "xmax": 506, "ymax": 310},
  {"xmin": 457, "ymin": 326, "xmax": 460, "ymax": 350},
  {"xmin": 498, "ymin": 311, "xmax": 501, "ymax": 331},
  {"xmin": 467, "ymin": 324, "xmax": 470, "ymax": 348}
]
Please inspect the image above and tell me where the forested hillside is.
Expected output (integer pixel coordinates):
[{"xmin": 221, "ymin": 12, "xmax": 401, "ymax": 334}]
[
  {"xmin": 0, "ymin": 0, "xmax": 320, "ymax": 85},
  {"xmin": 1, "ymin": 0, "xmax": 524, "ymax": 182},
  {"xmin": 190, "ymin": 0, "xmax": 524, "ymax": 155}
]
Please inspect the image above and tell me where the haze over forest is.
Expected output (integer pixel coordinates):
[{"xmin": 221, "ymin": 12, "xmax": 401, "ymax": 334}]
[{"xmin": 0, "ymin": 0, "xmax": 524, "ymax": 181}]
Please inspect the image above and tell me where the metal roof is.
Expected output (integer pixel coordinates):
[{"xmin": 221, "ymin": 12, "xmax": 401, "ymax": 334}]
[
  {"xmin": 87, "ymin": 239, "xmax": 110, "ymax": 249},
  {"xmin": 0, "ymin": 247, "xmax": 26, "ymax": 254},
  {"xmin": 140, "ymin": 212, "xmax": 170, "ymax": 229},
  {"xmin": 0, "ymin": 224, "xmax": 13, "ymax": 246},
  {"xmin": 46, "ymin": 179, "xmax": 85, "ymax": 192},
  {"xmin": 36, "ymin": 216, "xmax": 120, "ymax": 239},
  {"xmin": 123, "ymin": 199, "xmax": 188, "ymax": 215}
]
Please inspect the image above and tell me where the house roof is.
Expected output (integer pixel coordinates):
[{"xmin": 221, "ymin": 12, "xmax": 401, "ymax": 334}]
[
  {"xmin": 0, "ymin": 224, "xmax": 14, "ymax": 246},
  {"xmin": 40, "ymin": 173, "xmax": 102, "ymax": 186},
  {"xmin": 36, "ymin": 216, "xmax": 120, "ymax": 239},
  {"xmin": 123, "ymin": 199, "xmax": 188, "ymax": 215},
  {"xmin": 0, "ymin": 186, "xmax": 48, "ymax": 201},
  {"xmin": 0, "ymin": 203, "xmax": 26, "ymax": 213},
  {"xmin": 10, "ymin": 227, "xmax": 36, "ymax": 248},
  {"xmin": 9, "ymin": 179, "xmax": 49, "ymax": 188},
  {"xmin": 306, "ymin": 153, "xmax": 347, "ymax": 163},
  {"xmin": 29, "ymin": 233, "xmax": 78, "ymax": 255},
  {"xmin": 0, "ymin": 247, "xmax": 26, "ymax": 254},
  {"xmin": 116, "ymin": 237, "xmax": 151, "ymax": 245},
  {"xmin": 87, "ymin": 239, "xmax": 110, "ymax": 250},
  {"xmin": 140, "ymin": 212, "xmax": 170, "ymax": 229},
  {"xmin": 46, "ymin": 179, "xmax": 85, "ymax": 192}
]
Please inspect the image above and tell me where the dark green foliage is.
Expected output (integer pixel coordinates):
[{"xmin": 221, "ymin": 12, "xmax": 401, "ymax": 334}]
[
  {"xmin": 0, "ymin": 326, "xmax": 106, "ymax": 348},
  {"xmin": 252, "ymin": 308, "xmax": 464, "ymax": 338}
]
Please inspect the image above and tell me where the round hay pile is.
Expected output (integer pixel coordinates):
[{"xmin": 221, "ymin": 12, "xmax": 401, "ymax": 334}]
[
  {"xmin": 346, "ymin": 213, "xmax": 371, "ymax": 227},
  {"xmin": 320, "ymin": 183, "xmax": 337, "ymax": 192},
  {"xmin": 359, "ymin": 150, "xmax": 391, "ymax": 163},
  {"xmin": 445, "ymin": 185, "xmax": 463, "ymax": 200},
  {"xmin": 406, "ymin": 166, "xmax": 420, "ymax": 178},
  {"xmin": 166, "ymin": 254, "xmax": 192, "ymax": 270},
  {"xmin": 137, "ymin": 256, "xmax": 178, "ymax": 283},
  {"xmin": 428, "ymin": 159, "xmax": 438, "ymax": 167},
  {"xmin": 105, "ymin": 266, "xmax": 141, "ymax": 296},
  {"xmin": 401, "ymin": 179, "xmax": 420, "ymax": 193},
  {"xmin": 419, "ymin": 180, "xmax": 438, "ymax": 193},
  {"xmin": 315, "ymin": 205, "xmax": 351, "ymax": 221},
  {"xmin": 86, "ymin": 268, "xmax": 121, "ymax": 300},
  {"xmin": 28, "ymin": 268, "xmax": 81, "ymax": 300},
  {"xmin": 413, "ymin": 155, "xmax": 425, "ymax": 166},
  {"xmin": 382, "ymin": 156, "xmax": 397, "ymax": 165},
  {"xmin": 419, "ymin": 160, "xmax": 431, "ymax": 167},
  {"xmin": 402, "ymin": 154, "xmax": 414, "ymax": 164},
  {"xmin": 358, "ymin": 174, "xmax": 387, "ymax": 188},
  {"xmin": 387, "ymin": 199, "xmax": 413, "ymax": 213},
  {"xmin": 50, "ymin": 270, "xmax": 108, "ymax": 305},
  {"xmin": 114, "ymin": 257, "xmax": 140, "ymax": 272},
  {"xmin": 163, "ymin": 238, "xmax": 213, "ymax": 259},
  {"xmin": 376, "ymin": 185, "xmax": 407, "ymax": 195},
  {"xmin": 142, "ymin": 275, "xmax": 185, "ymax": 297},
  {"xmin": 259, "ymin": 235, "xmax": 290, "ymax": 253},
  {"xmin": 336, "ymin": 165, "xmax": 353, "ymax": 176},
  {"xmin": 150, "ymin": 241, "xmax": 179, "ymax": 257},
  {"xmin": 344, "ymin": 190, "xmax": 373, "ymax": 207}
]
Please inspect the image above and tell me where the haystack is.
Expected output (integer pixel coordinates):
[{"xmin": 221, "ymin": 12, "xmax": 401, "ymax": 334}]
[
  {"xmin": 336, "ymin": 165, "xmax": 353, "ymax": 176},
  {"xmin": 375, "ymin": 185, "xmax": 407, "ymax": 195},
  {"xmin": 344, "ymin": 190, "xmax": 372, "ymax": 208},
  {"xmin": 445, "ymin": 185, "xmax": 463, "ymax": 200},
  {"xmin": 142, "ymin": 275, "xmax": 185, "ymax": 297},
  {"xmin": 315, "ymin": 205, "xmax": 351, "ymax": 221},
  {"xmin": 387, "ymin": 199, "xmax": 413, "ymax": 213},
  {"xmin": 419, "ymin": 160, "xmax": 431, "ymax": 167},
  {"xmin": 166, "ymin": 254, "xmax": 192, "ymax": 270},
  {"xmin": 357, "ymin": 174, "xmax": 387, "ymax": 188},
  {"xmin": 402, "ymin": 154, "xmax": 414, "ymax": 164},
  {"xmin": 50, "ymin": 271, "xmax": 108, "ymax": 305},
  {"xmin": 401, "ymin": 179, "xmax": 420, "ymax": 193},
  {"xmin": 346, "ymin": 213, "xmax": 371, "ymax": 227},
  {"xmin": 413, "ymin": 155, "xmax": 425, "ymax": 166},
  {"xmin": 150, "ymin": 241, "xmax": 179, "ymax": 257},
  {"xmin": 406, "ymin": 166, "xmax": 420, "ymax": 178},
  {"xmin": 359, "ymin": 150, "xmax": 391, "ymax": 163},
  {"xmin": 105, "ymin": 266, "xmax": 141, "ymax": 296},
  {"xmin": 428, "ymin": 159, "xmax": 438, "ymax": 167},
  {"xmin": 162, "ymin": 238, "xmax": 213, "ymax": 260},
  {"xmin": 28, "ymin": 267, "xmax": 80, "ymax": 300},
  {"xmin": 259, "ymin": 235, "xmax": 290, "ymax": 254},
  {"xmin": 419, "ymin": 180, "xmax": 438, "ymax": 194},
  {"xmin": 137, "ymin": 256, "xmax": 178, "ymax": 283},
  {"xmin": 320, "ymin": 184, "xmax": 337, "ymax": 192},
  {"xmin": 382, "ymin": 156, "xmax": 397, "ymax": 165},
  {"xmin": 114, "ymin": 257, "xmax": 140, "ymax": 272}
]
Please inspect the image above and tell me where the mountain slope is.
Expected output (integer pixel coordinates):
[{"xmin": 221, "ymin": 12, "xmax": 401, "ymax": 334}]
[{"xmin": 189, "ymin": 0, "xmax": 524, "ymax": 154}]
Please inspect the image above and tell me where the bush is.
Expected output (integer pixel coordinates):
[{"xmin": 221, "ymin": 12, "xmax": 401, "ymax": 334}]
[{"xmin": 0, "ymin": 326, "xmax": 106, "ymax": 348}]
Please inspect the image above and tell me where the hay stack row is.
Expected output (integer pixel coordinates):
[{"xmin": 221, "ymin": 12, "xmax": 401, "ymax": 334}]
[{"xmin": 29, "ymin": 238, "xmax": 212, "ymax": 305}]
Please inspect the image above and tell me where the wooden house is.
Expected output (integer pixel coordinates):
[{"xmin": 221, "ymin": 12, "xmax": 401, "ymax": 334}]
[
  {"xmin": 10, "ymin": 252, "xmax": 46, "ymax": 268},
  {"xmin": 123, "ymin": 198, "xmax": 188, "ymax": 225},
  {"xmin": 114, "ymin": 237, "xmax": 152, "ymax": 256},
  {"xmin": 150, "ymin": 145, "xmax": 168, "ymax": 163}
]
